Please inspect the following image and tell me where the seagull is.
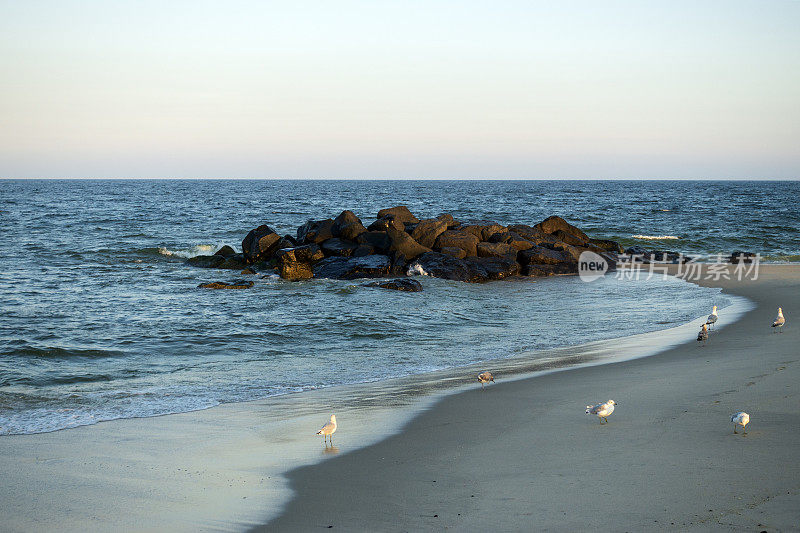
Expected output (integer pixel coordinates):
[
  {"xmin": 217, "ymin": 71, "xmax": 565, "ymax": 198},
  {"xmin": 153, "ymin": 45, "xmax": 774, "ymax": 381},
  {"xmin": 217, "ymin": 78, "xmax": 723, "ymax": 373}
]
[
  {"xmin": 477, "ymin": 371, "xmax": 495, "ymax": 389},
  {"xmin": 585, "ymin": 400, "xmax": 617, "ymax": 424},
  {"xmin": 772, "ymin": 307, "xmax": 785, "ymax": 332},
  {"xmin": 731, "ymin": 412, "xmax": 750, "ymax": 434},
  {"xmin": 697, "ymin": 323, "xmax": 709, "ymax": 346},
  {"xmin": 316, "ymin": 414, "xmax": 337, "ymax": 445},
  {"xmin": 706, "ymin": 306, "xmax": 718, "ymax": 330}
]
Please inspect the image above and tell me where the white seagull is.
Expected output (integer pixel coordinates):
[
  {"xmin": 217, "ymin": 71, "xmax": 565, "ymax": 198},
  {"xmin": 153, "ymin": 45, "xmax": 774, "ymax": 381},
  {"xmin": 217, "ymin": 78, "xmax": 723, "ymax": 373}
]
[
  {"xmin": 585, "ymin": 400, "xmax": 617, "ymax": 424},
  {"xmin": 316, "ymin": 414, "xmax": 337, "ymax": 445},
  {"xmin": 477, "ymin": 371, "xmax": 495, "ymax": 389},
  {"xmin": 772, "ymin": 307, "xmax": 785, "ymax": 332},
  {"xmin": 697, "ymin": 323, "xmax": 709, "ymax": 346},
  {"xmin": 731, "ymin": 412, "xmax": 750, "ymax": 434},
  {"xmin": 706, "ymin": 306, "xmax": 718, "ymax": 330}
]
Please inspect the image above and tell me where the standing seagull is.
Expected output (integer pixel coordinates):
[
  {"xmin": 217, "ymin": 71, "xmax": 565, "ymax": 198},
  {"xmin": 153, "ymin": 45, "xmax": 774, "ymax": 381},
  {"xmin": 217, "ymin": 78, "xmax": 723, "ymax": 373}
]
[
  {"xmin": 316, "ymin": 414, "xmax": 337, "ymax": 445},
  {"xmin": 697, "ymin": 323, "xmax": 709, "ymax": 346},
  {"xmin": 585, "ymin": 400, "xmax": 617, "ymax": 424},
  {"xmin": 706, "ymin": 306, "xmax": 718, "ymax": 330},
  {"xmin": 731, "ymin": 412, "xmax": 750, "ymax": 434},
  {"xmin": 772, "ymin": 307, "xmax": 785, "ymax": 332},
  {"xmin": 477, "ymin": 371, "xmax": 495, "ymax": 389}
]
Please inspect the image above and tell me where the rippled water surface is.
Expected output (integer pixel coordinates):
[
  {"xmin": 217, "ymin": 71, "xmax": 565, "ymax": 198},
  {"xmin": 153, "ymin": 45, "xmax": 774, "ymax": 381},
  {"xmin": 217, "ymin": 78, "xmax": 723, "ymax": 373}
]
[{"xmin": 1, "ymin": 179, "xmax": 796, "ymax": 434}]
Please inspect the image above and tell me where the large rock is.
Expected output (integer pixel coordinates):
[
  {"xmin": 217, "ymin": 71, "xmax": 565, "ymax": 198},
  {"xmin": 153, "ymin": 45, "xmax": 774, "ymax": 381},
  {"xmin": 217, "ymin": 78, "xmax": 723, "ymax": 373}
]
[
  {"xmin": 198, "ymin": 280, "xmax": 254, "ymax": 289},
  {"xmin": 386, "ymin": 227, "xmax": 430, "ymax": 260},
  {"xmin": 406, "ymin": 252, "xmax": 470, "ymax": 281},
  {"xmin": 357, "ymin": 231, "xmax": 392, "ymax": 253},
  {"xmin": 331, "ymin": 210, "xmax": 367, "ymax": 241},
  {"xmin": 214, "ymin": 245, "xmax": 236, "ymax": 257},
  {"xmin": 464, "ymin": 257, "xmax": 520, "ymax": 281},
  {"xmin": 476, "ymin": 242, "xmax": 518, "ymax": 260},
  {"xmin": 296, "ymin": 219, "xmax": 335, "ymax": 244},
  {"xmin": 589, "ymin": 238, "xmax": 624, "ymax": 253},
  {"xmin": 517, "ymin": 246, "xmax": 573, "ymax": 266},
  {"xmin": 365, "ymin": 278, "xmax": 423, "ymax": 292},
  {"xmin": 410, "ymin": 218, "xmax": 449, "ymax": 248},
  {"xmin": 521, "ymin": 263, "xmax": 577, "ymax": 277},
  {"xmin": 434, "ymin": 230, "xmax": 480, "ymax": 257},
  {"xmin": 488, "ymin": 231, "xmax": 535, "ymax": 252},
  {"xmin": 367, "ymin": 215, "xmax": 404, "ymax": 232},
  {"xmin": 219, "ymin": 254, "xmax": 248, "ymax": 270},
  {"xmin": 187, "ymin": 255, "xmax": 225, "ymax": 268},
  {"xmin": 242, "ymin": 225, "xmax": 282, "ymax": 262},
  {"xmin": 460, "ymin": 221, "xmax": 507, "ymax": 242},
  {"xmin": 275, "ymin": 244, "xmax": 324, "ymax": 264},
  {"xmin": 551, "ymin": 229, "xmax": 587, "ymax": 247},
  {"xmin": 377, "ymin": 206, "xmax": 419, "ymax": 224},
  {"xmin": 353, "ymin": 244, "xmax": 375, "ymax": 257},
  {"xmin": 535, "ymin": 216, "xmax": 589, "ymax": 242},
  {"xmin": 321, "ymin": 238, "xmax": 359, "ymax": 257},
  {"xmin": 312, "ymin": 255, "xmax": 392, "ymax": 280},
  {"xmin": 274, "ymin": 244, "xmax": 325, "ymax": 281},
  {"xmin": 439, "ymin": 246, "xmax": 467, "ymax": 259},
  {"xmin": 506, "ymin": 224, "xmax": 559, "ymax": 246}
]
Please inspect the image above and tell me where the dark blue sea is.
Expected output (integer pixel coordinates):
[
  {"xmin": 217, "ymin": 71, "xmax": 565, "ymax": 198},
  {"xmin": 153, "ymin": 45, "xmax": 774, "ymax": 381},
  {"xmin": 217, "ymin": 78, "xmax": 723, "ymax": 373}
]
[{"xmin": 1, "ymin": 179, "xmax": 797, "ymax": 435}]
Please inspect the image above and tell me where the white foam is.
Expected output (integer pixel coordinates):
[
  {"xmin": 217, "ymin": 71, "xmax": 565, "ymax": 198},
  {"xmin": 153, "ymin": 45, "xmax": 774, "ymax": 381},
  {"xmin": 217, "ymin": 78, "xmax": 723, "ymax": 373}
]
[
  {"xmin": 406, "ymin": 263, "xmax": 429, "ymax": 276},
  {"xmin": 631, "ymin": 234, "xmax": 680, "ymax": 240},
  {"xmin": 158, "ymin": 244, "xmax": 219, "ymax": 258}
]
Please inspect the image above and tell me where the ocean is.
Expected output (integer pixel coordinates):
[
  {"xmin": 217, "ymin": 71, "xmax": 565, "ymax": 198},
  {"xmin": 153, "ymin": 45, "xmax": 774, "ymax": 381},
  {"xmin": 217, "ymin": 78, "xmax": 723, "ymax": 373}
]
[{"xmin": 1, "ymin": 179, "xmax": 797, "ymax": 435}]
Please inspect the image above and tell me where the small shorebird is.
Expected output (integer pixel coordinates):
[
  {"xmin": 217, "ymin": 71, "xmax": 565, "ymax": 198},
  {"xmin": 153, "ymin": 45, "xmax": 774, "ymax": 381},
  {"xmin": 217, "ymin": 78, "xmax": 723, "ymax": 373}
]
[
  {"xmin": 316, "ymin": 414, "xmax": 337, "ymax": 445},
  {"xmin": 772, "ymin": 307, "xmax": 785, "ymax": 332},
  {"xmin": 697, "ymin": 323, "xmax": 709, "ymax": 346},
  {"xmin": 731, "ymin": 412, "xmax": 750, "ymax": 434},
  {"xmin": 706, "ymin": 306, "xmax": 718, "ymax": 330},
  {"xmin": 477, "ymin": 371, "xmax": 495, "ymax": 389},
  {"xmin": 585, "ymin": 400, "xmax": 617, "ymax": 424}
]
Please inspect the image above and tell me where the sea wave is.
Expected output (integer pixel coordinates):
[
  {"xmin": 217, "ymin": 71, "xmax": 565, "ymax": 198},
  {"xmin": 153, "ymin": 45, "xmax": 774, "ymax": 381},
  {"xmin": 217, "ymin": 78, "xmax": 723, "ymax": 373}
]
[
  {"xmin": 157, "ymin": 244, "xmax": 218, "ymax": 258},
  {"xmin": 631, "ymin": 234, "xmax": 680, "ymax": 240}
]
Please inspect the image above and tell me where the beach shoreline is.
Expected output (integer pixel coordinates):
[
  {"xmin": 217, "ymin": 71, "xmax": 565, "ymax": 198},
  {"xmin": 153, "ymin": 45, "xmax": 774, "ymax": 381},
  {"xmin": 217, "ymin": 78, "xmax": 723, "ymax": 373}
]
[
  {"xmin": 258, "ymin": 264, "xmax": 800, "ymax": 531},
  {"xmin": 0, "ymin": 266, "xmax": 796, "ymax": 532}
]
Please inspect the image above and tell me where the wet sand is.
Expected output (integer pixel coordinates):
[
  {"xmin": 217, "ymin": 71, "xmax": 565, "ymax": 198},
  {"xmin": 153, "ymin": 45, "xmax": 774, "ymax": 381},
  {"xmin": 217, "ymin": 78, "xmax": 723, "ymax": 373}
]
[{"xmin": 260, "ymin": 265, "xmax": 800, "ymax": 531}]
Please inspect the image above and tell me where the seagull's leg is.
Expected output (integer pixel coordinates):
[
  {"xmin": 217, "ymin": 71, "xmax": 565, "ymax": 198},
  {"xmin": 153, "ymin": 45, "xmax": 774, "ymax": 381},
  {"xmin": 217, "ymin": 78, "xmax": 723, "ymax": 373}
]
[
  {"xmin": 733, "ymin": 425, "xmax": 737, "ymax": 434},
  {"xmin": 742, "ymin": 425, "xmax": 747, "ymax": 435}
]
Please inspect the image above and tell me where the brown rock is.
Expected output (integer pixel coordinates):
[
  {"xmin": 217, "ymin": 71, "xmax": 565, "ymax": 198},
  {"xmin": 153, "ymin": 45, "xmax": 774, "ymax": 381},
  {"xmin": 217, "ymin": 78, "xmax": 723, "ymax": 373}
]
[
  {"xmin": 589, "ymin": 238, "xmax": 624, "ymax": 253},
  {"xmin": 198, "ymin": 280, "xmax": 254, "ymax": 289},
  {"xmin": 332, "ymin": 210, "xmax": 367, "ymax": 240},
  {"xmin": 476, "ymin": 242, "xmax": 518, "ymax": 260},
  {"xmin": 411, "ymin": 218, "xmax": 449, "ymax": 248},
  {"xmin": 434, "ymin": 230, "xmax": 480, "ymax": 257},
  {"xmin": 521, "ymin": 263, "xmax": 577, "ymax": 277},
  {"xmin": 387, "ymin": 227, "xmax": 430, "ymax": 260},
  {"xmin": 367, "ymin": 216, "xmax": 404, "ymax": 232},
  {"xmin": 357, "ymin": 231, "xmax": 392, "ymax": 253},
  {"xmin": 517, "ymin": 246, "xmax": 573, "ymax": 265},
  {"xmin": 296, "ymin": 219, "xmax": 335, "ymax": 244},
  {"xmin": 551, "ymin": 229, "xmax": 586, "ymax": 247},
  {"xmin": 460, "ymin": 221, "xmax": 507, "ymax": 242},
  {"xmin": 242, "ymin": 225, "xmax": 281, "ymax": 262},
  {"xmin": 439, "ymin": 246, "xmax": 467, "ymax": 259},
  {"xmin": 214, "ymin": 245, "xmax": 236, "ymax": 257},
  {"xmin": 321, "ymin": 238, "xmax": 359, "ymax": 257},
  {"xmin": 488, "ymin": 231, "xmax": 535, "ymax": 252},
  {"xmin": 535, "ymin": 216, "xmax": 589, "ymax": 242},
  {"xmin": 377, "ymin": 206, "xmax": 419, "ymax": 224}
]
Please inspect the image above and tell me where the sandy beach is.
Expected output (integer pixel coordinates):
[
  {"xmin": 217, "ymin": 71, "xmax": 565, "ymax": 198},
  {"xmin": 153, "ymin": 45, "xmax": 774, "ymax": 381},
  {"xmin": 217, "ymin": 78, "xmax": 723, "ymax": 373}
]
[
  {"xmin": 261, "ymin": 265, "xmax": 800, "ymax": 532},
  {"xmin": 1, "ymin": 265, "xmax": 798, "ymax": 532}
]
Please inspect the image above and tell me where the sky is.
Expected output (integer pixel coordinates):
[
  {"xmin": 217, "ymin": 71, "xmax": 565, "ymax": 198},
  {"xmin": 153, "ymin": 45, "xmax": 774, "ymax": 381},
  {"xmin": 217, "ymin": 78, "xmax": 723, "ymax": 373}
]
[{"xmin": 1, "ymin": 0, "xmax": 798, "ymax": 179}]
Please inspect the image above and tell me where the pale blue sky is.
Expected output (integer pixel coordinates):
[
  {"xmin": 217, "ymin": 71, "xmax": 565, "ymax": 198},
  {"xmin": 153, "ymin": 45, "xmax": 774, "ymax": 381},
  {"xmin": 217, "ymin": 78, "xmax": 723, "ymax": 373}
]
[{"xmin": 1, "ymin": 0, "xmax": 798, "ymax": 178}]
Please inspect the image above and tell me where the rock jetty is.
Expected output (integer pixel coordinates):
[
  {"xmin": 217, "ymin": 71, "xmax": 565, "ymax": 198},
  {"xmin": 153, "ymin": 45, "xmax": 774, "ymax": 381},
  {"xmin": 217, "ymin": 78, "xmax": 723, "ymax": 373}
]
[{"xmin": 188, "ymin": 207, "xmax": 623, "ymax": 283}]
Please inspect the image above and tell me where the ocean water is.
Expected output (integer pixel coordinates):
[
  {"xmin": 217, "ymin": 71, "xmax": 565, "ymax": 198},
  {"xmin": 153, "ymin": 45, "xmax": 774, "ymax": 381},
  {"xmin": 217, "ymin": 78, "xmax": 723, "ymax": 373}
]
[{"xmin": 0, "ymin": 179, "xmax": 797, "ymax": 435}]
